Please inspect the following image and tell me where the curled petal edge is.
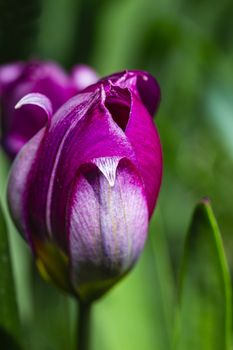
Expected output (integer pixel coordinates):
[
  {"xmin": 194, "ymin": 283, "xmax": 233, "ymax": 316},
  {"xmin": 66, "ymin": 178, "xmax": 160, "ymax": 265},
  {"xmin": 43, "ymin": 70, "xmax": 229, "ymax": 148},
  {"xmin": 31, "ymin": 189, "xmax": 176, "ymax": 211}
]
[{"xmin": 15, "ymin": 92, "xmax": 53, "ymax": 121}]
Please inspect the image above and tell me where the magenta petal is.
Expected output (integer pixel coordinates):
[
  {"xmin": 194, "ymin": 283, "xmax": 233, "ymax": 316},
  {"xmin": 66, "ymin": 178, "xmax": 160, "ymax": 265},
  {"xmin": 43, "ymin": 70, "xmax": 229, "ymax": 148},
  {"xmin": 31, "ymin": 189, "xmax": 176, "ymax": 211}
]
[
  {"xmin": 15, "ymin": 92, "xmax": 53, "ymax": 119},
  {"xmin": 7, "ymin": 127, "xmax": 47, "ymax": 249},
  {"xmin": 67, "ymin": 158, "xmax": 148, "ymax": 300},
  {"xmin": 102, "ymin": 83, "xmax": 162, "ymax": 216},
  {"xmin": 2, "ymin": 93, "xmax": 52, "ymax": 157},
  {"xmin": 85, "ymin": 70, "xmax": 161, "ymax": 117},
  {"xmin": 125, "ymin": 93, "xmax": 163, "ymax": 216},
  {"xmin": 107, "ymin": 70, "xmax": 161, "ymax": 116}
]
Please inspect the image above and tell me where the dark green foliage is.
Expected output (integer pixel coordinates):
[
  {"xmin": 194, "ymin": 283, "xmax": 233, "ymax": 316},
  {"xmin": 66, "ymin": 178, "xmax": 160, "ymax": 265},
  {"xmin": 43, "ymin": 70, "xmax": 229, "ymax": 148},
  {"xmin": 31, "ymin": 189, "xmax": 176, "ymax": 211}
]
[{"xmin": 0, "ymin": 0, "xmax": 41, "ymax": 62}]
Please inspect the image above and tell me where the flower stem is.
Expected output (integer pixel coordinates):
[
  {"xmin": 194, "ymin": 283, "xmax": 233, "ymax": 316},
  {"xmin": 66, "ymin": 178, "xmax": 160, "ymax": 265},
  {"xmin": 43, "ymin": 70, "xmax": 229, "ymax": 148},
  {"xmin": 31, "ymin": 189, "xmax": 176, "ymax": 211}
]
[{"xmin": 77, "ymin": 300, "xmax": 92, "ymax": 350}]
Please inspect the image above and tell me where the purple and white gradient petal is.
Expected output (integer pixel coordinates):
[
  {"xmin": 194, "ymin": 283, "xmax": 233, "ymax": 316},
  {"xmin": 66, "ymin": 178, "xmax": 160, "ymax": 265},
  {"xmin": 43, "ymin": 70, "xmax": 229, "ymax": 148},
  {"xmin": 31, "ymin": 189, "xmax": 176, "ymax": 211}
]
[{"xmin": 68, "ymin": 158, "xmax": 148, "ymax": 300}]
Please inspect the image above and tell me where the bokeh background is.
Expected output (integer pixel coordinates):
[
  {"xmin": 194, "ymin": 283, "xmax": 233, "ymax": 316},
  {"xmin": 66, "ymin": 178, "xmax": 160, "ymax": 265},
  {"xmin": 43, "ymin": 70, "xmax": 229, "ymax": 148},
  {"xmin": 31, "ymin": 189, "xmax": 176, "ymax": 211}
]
[{"xmin": 0, "ymin": 0, "xmax": 233, "ymax": 349}]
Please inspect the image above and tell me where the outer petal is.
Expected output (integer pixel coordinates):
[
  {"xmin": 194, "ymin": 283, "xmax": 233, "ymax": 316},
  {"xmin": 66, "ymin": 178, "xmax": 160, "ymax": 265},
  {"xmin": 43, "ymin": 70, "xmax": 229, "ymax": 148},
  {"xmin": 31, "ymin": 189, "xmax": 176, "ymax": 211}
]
[
  {"xmin": 7, "ymin": 128, "xmax": 47, "ymax": 249},
  {"xmin": 85, "ymin": 70, "xmax": 161, "ymax": 117},
  {"xmin": 2, "ymin": 93, "xmax": 52, "ymax": 157},
  {"xmin": 101, "ymin": 84, "xmax": 162, "ymax": 216},
  {"xmin": 24, "ymin": 87, "xmax": 137, "ymax": 252},
  {"xmin": 7, "ymin": 93, "xmax": 52, "ymax": 246},
  {"xmin": 125, "ymin": 92, "xmax": 163, "ymax": 216},
  {"xmin": 67, "ymin": 158, "xmax": 148, "ymax": 301},
  {"xmin": 15, "ymin": 92, "xmax": 53, "ymax": 118}
]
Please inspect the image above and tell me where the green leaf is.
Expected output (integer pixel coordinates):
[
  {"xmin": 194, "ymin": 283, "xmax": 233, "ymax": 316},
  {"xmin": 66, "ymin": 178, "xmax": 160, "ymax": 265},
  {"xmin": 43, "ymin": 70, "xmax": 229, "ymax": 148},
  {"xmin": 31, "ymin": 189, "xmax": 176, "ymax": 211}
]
[
  {"xmin": 0, "ymin": 0, "xmax": 41, "ymax": 62},
  {"xmin": 0, "ymin": 202, "xmax": 21, "ymax": 348},
  {"xmin": 176, "ymin": 199, "xmax": 232, "ymax": 350}
]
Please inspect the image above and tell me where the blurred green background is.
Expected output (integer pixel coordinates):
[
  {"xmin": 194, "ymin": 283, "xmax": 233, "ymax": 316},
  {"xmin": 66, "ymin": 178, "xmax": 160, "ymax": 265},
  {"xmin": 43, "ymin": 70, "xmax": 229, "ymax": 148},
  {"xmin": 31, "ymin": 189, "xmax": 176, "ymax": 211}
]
[{"xmin": 0, "ymin": 0, "xmax": 233, "ymax": 349}]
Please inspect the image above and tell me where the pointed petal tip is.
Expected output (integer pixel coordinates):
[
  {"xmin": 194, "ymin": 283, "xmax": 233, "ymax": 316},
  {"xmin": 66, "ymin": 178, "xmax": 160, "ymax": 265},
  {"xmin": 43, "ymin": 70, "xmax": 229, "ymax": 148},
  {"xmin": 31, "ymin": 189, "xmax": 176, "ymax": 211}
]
[
  {"xmin": 15, "ymin": 92, "xmax": 53, "ymax": 119},
  {"xmin": 93, "ymin": 157, "xmax": 122, "ymax": 187}
]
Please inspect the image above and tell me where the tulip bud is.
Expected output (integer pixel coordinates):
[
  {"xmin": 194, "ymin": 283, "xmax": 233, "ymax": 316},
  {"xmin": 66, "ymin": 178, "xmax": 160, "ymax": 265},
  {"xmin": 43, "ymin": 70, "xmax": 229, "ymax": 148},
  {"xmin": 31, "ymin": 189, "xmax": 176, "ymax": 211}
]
[
  {"xmin": 0, "ymin": 60, "xmax": 98, "ymax": 158},
  {"xmin": 7, "ymin": 70, "xmax": 162, "ymax": 302}
]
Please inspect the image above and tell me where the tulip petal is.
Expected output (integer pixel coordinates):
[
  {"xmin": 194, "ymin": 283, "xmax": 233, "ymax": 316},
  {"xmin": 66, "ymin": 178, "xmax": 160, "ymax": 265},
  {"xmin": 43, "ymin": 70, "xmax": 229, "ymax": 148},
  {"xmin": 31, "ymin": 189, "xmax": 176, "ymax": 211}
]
[
  {"xmin": 15, "ymin": 92, "xmax": 53, "ymax": 119},
  {"xmin": 125, "ymin": 92, "xmax": 163, "ymax": 216},
  {"xmin": 7, "ymin": 128, "xmax": 47, "ymax": 249},
  {"xmin": 25, "ymin": 88, "xmax": 137, "ymax": 252},
  {"xmin": 93, "ymin": 157, "xmax": 121, "ymax": 187},
  {"xmin": 2, "ymin": 92, "xmax": 53, "ymax": 158},
  {"xmin": 86, "ymin": 70, "xmax": 161, "ymax": 116},
  {"xmin": 67, "ymin": 158, "xmax": 148, "ymax": 301},
  {"xmin": 7, "ymin": 93, "xmax": 53, "ymax": 246},
  {"xmin": 108, "ymin": 70, "xmax": 161, "ymax": 116},
  {"xmin": 103, "ymin": 84, "xmax": 162, "ymax": 216}
]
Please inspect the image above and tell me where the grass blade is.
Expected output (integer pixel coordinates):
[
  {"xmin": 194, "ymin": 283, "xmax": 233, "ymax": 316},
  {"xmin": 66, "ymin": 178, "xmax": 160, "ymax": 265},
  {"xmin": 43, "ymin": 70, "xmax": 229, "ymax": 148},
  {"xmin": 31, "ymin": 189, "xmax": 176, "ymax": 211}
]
[{"xmin": 177, "ymin": 199, "xmax": 232, "ymax": 350}]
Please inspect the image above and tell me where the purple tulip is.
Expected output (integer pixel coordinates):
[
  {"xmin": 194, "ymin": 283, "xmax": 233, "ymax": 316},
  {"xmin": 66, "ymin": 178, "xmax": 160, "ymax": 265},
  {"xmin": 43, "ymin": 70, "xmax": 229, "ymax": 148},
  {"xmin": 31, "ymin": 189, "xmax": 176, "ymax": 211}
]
[
  {"xmin": 7, "ymin": 70, "xmax": 162, "ymax": 302},
  {"xmin": 0, "ymin": 61, "xmax": 98, "ymax": 158}
]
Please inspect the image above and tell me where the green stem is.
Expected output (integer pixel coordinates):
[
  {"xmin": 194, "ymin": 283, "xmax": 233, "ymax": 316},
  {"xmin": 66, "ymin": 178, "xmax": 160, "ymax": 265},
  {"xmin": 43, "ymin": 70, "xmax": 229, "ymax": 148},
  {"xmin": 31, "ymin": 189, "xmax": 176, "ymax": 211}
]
[{"xmin": 77, "ymin": 301, "xmax": 92, "ymax": 350}]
